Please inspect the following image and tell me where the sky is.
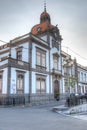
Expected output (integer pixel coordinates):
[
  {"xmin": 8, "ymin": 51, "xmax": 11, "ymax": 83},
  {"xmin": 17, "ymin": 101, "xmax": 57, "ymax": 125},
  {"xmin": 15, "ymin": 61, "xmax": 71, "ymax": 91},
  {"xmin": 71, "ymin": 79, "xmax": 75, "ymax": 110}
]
[{"xmin": 0, "ymin": 0, "xmax": 87, "ymax": 65}]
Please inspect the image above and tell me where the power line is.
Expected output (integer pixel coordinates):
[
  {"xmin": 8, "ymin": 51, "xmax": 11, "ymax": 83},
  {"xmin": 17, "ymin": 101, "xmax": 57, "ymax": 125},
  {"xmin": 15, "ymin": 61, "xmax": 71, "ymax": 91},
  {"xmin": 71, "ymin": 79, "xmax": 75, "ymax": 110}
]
[
  {"xmin": 69, "ymin": 47, "xmax": 87, "ymax": 61},
  {"xmin": 62, "ymin": 45, "xmax": 87, "ymax": 61},
  {"xmin": 0, "ymin": 40, "xmax": 7, "ymax": 44},
  {"xmin": 0, "ymin": 38, "xmax": 87, "ymax": 62}
]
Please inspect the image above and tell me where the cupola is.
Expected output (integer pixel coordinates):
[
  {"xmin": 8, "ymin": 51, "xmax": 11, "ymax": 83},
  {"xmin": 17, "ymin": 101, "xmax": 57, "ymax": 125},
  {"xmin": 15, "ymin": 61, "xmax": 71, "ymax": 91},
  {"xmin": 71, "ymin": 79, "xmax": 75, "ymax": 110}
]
[
  {"xmin": 40, "ymin": 3, "xmax": 51, "ymax": 24},
  {"xmin": 31, "ymin": 3, "xmax": 54, "ymax": 35}
]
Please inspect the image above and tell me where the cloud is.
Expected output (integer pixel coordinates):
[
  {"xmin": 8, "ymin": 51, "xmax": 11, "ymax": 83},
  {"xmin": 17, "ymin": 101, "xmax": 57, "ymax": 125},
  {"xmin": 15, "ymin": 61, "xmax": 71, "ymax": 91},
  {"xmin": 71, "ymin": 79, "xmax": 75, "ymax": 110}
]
[{"xmin": 0, "ymin": 0, "xmax": 87, "ymax": 65}]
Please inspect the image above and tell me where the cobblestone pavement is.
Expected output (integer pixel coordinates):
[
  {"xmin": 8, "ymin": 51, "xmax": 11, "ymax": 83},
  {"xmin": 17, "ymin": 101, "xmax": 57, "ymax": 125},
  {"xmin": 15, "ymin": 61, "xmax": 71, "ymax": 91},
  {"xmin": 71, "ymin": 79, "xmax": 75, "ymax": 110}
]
[{"xmin": 0, "ymin": 101, "xmax": 87, "ymax": 130}]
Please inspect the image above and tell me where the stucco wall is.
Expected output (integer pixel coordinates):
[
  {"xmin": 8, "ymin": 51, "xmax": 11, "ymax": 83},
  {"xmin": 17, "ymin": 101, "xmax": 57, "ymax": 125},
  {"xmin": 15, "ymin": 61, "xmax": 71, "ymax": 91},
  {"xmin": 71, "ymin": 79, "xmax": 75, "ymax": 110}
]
[
  {"xmin": 2, "ymin": 68, "xmax": 8, "ymax": 94},
  {"xmin": 11, "ymin": 42, "xmax": 29, "ymax": 62},
  {"xmin": 10, "ymin": 68, "xmax": 29, "ymax": 94}
]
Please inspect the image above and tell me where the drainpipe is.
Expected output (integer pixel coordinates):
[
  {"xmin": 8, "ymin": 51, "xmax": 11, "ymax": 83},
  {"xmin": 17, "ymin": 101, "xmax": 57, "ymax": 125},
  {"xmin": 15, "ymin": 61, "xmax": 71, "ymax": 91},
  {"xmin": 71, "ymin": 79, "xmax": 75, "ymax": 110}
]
[
  {"xmin": 28, "ymin": 38, "xmax": 32, "ymax": 103},
  {"xmin": 48, "ymin": 32, "xmax": 51, "ymax": 101},
  {"xmin": 7, "ymin": 41, "xmax": 11, "ymax": 96}
]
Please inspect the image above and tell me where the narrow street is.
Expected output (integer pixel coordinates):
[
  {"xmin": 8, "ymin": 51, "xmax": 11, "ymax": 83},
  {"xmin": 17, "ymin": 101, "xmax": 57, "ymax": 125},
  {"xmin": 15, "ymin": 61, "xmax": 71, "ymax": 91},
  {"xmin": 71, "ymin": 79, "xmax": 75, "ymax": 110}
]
[{"xmin": 0, "ymin": 101, "xmax": 87, "ymax": 130}]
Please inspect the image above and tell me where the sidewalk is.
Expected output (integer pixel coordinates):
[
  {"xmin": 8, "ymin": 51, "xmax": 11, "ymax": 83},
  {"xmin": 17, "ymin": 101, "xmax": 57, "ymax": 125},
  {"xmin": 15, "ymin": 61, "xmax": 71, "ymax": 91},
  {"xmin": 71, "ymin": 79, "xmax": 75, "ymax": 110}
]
[{"xmin": 52, "ymin": 103, "xmax": 87, "ymax": 121}]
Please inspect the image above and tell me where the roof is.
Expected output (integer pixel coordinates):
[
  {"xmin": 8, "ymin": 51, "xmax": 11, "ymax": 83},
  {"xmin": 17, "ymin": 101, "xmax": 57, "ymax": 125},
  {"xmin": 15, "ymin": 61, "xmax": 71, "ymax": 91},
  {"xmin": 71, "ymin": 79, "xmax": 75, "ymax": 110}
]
[
  {"xmin": 31, "ymin": 7, "xmax": 55, "ymax": 35},
  {"xmin": 31, "ymin": 21, "xmax": 54, "ymax": 35}
]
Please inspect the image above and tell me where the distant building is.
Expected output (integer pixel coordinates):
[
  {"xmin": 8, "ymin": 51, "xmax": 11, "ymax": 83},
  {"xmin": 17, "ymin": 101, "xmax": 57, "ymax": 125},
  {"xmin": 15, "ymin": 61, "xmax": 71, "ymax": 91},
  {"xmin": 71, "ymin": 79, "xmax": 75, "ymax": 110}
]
[
  {"xmin": 77, "ymin": 64, "xmax": 87, "ymax": 94},
  {"xmin": 61, "ymin": 51, "xmax": 77, "ymax": 95},
  {"xmin": 61, "ymin": 51, "xmax": 87, "ymax": 96}
]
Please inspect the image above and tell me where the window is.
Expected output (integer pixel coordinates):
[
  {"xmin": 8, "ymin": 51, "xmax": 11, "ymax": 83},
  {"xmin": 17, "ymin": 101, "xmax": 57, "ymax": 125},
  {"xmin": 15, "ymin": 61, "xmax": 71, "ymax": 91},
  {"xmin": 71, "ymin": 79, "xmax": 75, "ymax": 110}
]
[
  {"xmin": 37, "ymin": 27, "xmax": 41, "ymax": 32},
  {"xmin": 36, "ymin": 51, "xmax": 40, "ymax": 65},
  {"xmin": 53, "ymin": 55, "xmax": 58, "ymax": 70},
  {"xmin": 81, "ymin": 72, "xmax": 83, "ymax": 81},
  {"xmin": 82, "ymin": 86, "xmax": 84, "ymax": 93},
  {"xmin": 71, "ymin": 66, "xmax": 75, "ymax": 76},
  {"xmin": 16, "ymin": 47, "xmax": 23, "ymax": 60},
  {"xmin": 85, "ymin": 86, "xmax": 87, "ymax": 93},
  {"xmin": 17, "ymin": 72, "xmax": 24, "ymax": 94},
  {"xmin": 52, "ymin": 39, "xmax": 59, "ymax": 50},
  {"xmin": 64, "ymin": 67, "xmax": 67, "ymax": 74},
  {"xmin": 17, "ymin": 50, "xmax": 22, "ymax": 60},
  {"xmin": 84, "ymin": 74, "xmax": 86, "ymax": 82},
  {"xmin": 78, "ymin": 71, "xmax": 80, "ymax": 80},
  {"xmin": 36, "ymin": 75, "xmax": 46, "ymax": 93},
  {"xmin": 64, "ymin": 79, "xmax": 69, "ymax": 92},
  {"xmin": 42, "ymin": 54, "xmax": 46, "ymax": 66},
  {"xmin": 0, "ymin": 74, "xmax": 2, "ymax": 93},
  {"xmin": 77, "ymin": 85, "xmax": 81, "ymax": 93},
  {"xmin": 36, "ymin": 48, "xmax": 46, "ymax": 67}
]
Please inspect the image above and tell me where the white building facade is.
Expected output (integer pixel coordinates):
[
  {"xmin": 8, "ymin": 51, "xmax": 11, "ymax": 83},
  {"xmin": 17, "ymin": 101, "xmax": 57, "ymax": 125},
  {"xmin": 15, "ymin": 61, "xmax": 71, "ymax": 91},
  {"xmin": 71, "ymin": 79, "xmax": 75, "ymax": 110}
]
[
  {"xmin": 77, "ymin": 64, "xmax": 87, "ymax": 94},
  {"xmin": 0, "ymin": 7, "xmax": 62, "ymax": 103},
  {"xmin": 0, "ymin": 6, "xmax": 87, "ymax": 104},
  {"xmin": 61, "ymin": 51, "xmax": 78, "ymax": 96}
]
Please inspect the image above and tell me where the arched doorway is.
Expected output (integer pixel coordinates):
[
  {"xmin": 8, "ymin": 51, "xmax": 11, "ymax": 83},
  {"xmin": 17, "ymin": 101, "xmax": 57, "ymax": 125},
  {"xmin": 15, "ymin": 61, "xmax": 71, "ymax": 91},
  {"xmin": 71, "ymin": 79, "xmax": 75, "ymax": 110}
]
[{"xmin": 54, "ymin": 80, "xmax": 60, "ymax": 100}]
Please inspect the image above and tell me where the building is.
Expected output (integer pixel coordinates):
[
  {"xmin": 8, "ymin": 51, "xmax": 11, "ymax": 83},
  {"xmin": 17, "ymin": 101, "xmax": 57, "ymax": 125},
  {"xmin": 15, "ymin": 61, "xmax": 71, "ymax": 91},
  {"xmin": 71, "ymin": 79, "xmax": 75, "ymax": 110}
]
[
  {"xmin": 0, "ymin": 5, "xmax": 62, "ymax": 104},
  {"xmin": 61, "ymin": 51, "xmax": 87, "ymax": 96},
  {"xmin": 77, "ymin": 64, "xmax": 87, "ymax": 94},
  {"xmin": 0, "ymin": 4, "xmax": 87, "ymax": 105},
  {"xmin": 61, "ymin": 51, "xmax": 77, "ymax": 95}
]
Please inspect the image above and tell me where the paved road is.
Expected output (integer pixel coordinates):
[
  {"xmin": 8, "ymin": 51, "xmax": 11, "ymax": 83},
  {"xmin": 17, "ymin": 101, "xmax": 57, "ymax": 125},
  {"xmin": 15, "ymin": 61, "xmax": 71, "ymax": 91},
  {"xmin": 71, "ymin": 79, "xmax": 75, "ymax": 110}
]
[{"xmin": 0, "ymin": 101, "xmax": 87, "ymax": 130}]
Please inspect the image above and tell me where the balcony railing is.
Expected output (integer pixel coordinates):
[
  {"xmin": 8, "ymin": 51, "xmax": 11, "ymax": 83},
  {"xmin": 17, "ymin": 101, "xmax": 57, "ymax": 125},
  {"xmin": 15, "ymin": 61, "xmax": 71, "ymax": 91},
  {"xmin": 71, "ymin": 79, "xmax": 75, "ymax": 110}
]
[
  {"xmin": 8, "ymin": 58, "xmax": 29, "ymax": 70},
  {"xmin": 52, "ymin": 68, "xmax": 62, "ymax": 75},
  {"xmin": 0, "ymin": 96, "xmax": 25, "ymax": 106}
]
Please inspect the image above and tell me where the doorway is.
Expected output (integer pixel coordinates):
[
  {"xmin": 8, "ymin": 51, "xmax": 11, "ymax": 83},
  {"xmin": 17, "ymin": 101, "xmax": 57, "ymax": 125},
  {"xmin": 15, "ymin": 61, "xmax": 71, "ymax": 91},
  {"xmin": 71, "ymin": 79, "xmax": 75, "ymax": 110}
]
[{"xmin": 54, "ymin": 80, "xmax": 60, "ymax": 100}]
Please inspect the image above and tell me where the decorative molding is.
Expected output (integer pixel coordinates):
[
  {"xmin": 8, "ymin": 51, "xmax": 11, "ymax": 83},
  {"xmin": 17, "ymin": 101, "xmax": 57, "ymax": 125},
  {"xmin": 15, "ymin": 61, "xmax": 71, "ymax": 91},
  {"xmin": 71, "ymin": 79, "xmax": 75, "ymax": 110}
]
[
  {"xmin": 52, "ymin": 39, "xmax": 59, "ymax": 50},
  {"xmin": 0, "ymin": 49, "xmax": 9, "ymax": 55}
]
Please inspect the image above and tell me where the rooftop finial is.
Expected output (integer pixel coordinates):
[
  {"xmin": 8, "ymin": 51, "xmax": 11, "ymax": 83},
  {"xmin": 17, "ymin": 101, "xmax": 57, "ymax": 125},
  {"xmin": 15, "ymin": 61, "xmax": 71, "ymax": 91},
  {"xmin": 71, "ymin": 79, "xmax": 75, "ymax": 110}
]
[{"xmin": 44, "ymin": 0, "xmax": 46, "ymax": 12}]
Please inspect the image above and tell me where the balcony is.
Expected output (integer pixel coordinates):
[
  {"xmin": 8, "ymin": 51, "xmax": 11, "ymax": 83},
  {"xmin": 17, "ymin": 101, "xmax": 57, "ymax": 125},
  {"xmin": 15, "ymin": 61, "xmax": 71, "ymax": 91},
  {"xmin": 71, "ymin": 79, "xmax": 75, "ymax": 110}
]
[
  {"xmin": 8, "ymin": 58, "xmax": 29, "ymax": 70},
  {"xmin": 52, "ymin": 68, "xmax": 62, "ymax": 75}
]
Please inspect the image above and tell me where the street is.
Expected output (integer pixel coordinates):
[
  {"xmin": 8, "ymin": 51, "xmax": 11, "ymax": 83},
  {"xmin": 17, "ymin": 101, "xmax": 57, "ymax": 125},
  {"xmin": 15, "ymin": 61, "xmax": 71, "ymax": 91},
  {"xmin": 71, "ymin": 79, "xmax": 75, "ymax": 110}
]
[{"xmin": 0, "ymin": 102, "xmax": 87, "ymax": 130}]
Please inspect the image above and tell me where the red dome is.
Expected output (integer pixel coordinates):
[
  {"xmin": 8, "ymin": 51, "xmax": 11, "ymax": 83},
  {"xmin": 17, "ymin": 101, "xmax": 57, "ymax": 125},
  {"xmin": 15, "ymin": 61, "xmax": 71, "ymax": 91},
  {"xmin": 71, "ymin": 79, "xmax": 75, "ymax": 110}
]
[
  {"xmin": 31, "ymin": 21, "xmax": 54, "ymax": 35},
  {"xmin": 31, "ymin": 6, "xmax": 54, "ymax": 35}
]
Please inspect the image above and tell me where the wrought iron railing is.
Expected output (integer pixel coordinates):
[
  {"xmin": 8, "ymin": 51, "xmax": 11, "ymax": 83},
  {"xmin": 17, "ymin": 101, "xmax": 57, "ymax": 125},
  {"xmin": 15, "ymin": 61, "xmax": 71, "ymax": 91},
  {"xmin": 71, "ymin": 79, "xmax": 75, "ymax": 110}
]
[
  {"xmin": 0, "ymin": 96, "xmax": 25, "ymax": 106},
  {"xmin": 52, "ymin": 68, "xmax": 62, "ymax": 75}
]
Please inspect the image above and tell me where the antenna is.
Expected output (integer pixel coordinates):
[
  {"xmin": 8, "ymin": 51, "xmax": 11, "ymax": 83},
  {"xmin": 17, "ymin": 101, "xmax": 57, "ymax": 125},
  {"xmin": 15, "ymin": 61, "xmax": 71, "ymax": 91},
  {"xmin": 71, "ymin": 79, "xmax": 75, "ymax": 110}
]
[{"xmin": 44, "ymin": 0, "xmax": 46, "ymax": 12}]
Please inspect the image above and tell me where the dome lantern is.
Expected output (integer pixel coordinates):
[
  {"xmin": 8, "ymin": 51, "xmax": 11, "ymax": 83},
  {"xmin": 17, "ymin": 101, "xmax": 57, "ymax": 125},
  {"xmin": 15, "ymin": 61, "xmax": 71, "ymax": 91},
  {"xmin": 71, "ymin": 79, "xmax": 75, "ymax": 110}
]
[{"xmin": 40, "ymin": 2, "xmax": 51, "ymax": 24}]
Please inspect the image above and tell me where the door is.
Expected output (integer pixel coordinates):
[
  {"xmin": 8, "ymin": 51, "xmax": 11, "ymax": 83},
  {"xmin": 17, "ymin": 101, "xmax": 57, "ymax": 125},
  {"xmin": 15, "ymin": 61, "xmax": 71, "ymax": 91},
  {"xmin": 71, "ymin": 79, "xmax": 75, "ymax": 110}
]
[{"xmin": 54, "ymin": 80, "xmax": 60, "ymax": 100}]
